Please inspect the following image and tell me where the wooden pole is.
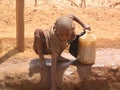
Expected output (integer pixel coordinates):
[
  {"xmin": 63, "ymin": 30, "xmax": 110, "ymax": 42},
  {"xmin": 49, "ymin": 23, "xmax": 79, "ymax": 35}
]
[{"xmin": 16, "ymin": 0, "xmax": 24, "ymax": 52}]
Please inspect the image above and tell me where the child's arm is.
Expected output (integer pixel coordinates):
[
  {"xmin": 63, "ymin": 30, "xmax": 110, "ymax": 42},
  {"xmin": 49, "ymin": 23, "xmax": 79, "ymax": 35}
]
[{"xmin": 68, "ymin": 14, "xmax": 91, "ymax": 31}]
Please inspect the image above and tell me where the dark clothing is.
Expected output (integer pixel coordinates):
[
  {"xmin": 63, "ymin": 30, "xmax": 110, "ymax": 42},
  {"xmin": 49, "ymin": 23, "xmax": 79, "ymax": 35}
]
[{"xmin": 69, "ymin": 31, "xmax": 85, "ymax": 57}]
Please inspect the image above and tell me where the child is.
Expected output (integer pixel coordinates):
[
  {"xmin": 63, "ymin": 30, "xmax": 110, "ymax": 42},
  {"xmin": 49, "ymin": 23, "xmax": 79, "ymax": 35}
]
[{"xmin": 33, "ymin": 14, "xmax": 90, "ymax": 90}]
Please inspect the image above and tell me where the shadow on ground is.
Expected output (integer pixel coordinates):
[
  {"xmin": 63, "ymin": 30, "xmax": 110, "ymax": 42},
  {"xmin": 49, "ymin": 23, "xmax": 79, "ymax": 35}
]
[{"xmin": 0, "ymin": 48, "xmax": 19, "ymax": 64}]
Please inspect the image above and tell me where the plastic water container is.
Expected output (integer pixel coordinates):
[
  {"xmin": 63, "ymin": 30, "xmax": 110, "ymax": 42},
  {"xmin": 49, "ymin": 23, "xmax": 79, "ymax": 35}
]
[{"xmin": 77, "ymin": 30, "xmax": 97, "ymax": 64}]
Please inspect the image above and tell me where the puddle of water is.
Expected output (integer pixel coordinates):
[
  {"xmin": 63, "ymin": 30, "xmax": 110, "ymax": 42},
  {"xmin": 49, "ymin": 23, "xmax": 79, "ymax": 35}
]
[{"xmin": 96, "ymin": 48, "xmax": 120, "ymax": 65}]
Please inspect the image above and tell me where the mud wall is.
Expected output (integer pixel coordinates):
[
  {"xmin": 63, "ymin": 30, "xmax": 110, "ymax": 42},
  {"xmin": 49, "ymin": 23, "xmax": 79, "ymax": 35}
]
[{"xmin": 0, "ymin": 56, "xmax": 120, "ymax": 90}]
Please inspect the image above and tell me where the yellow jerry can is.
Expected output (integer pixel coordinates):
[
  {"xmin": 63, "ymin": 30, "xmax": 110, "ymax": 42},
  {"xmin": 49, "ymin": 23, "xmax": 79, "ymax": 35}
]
[{"xmin": 77, "ymin": 30, "xmax": 97, "ymax": 64}]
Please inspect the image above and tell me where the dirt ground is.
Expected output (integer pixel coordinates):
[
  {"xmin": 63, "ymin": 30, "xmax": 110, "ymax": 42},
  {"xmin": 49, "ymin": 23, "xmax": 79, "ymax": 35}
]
[{"xmin": 0, "ymin": 0, "xmax": 120, "ymax": 63}]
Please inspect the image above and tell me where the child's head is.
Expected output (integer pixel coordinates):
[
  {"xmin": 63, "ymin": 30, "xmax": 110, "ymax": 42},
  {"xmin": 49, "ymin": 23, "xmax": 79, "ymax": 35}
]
[{"xmin": 54, "ymin": 16, "xmax": 75, "ymax": 41}]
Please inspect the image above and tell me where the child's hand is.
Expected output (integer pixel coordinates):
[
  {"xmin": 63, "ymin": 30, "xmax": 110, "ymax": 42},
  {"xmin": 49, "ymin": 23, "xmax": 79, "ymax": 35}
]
[{"xmin": 84, "ymin": 25, "xmax": 91, "ymax": 31}]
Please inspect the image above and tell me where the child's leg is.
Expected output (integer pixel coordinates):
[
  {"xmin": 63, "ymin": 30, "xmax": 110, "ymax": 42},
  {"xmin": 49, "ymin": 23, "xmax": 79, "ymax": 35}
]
[{"xmin": 33, "ymin": 29, "xmax": 46, "ymax": 65}]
